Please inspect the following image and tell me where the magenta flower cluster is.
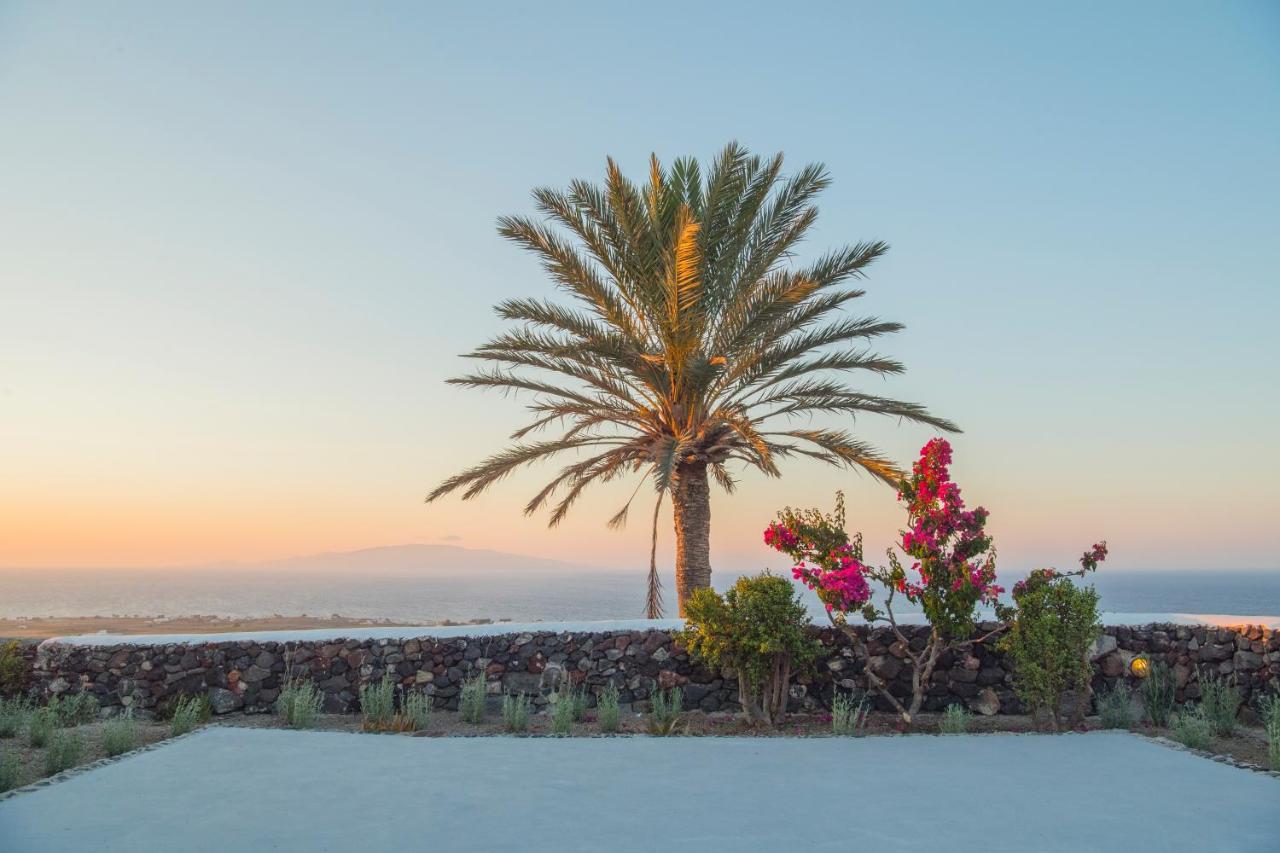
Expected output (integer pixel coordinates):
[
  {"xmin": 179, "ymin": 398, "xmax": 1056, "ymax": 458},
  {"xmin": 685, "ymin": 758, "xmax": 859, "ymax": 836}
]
[{"xmin": 763, "ymin": 526, "xmax": 872, "ymax": 614}]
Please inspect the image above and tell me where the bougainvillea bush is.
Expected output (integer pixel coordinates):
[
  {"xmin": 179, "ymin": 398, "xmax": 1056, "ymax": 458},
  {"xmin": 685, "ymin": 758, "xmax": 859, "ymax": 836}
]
[
  {"xmin": 995, "ymin": 543, "xmax": 1106, "ymax": 731},
  {"xmin": 766, "ymin": 439, "xmax": 1004, "ymax": 722}
]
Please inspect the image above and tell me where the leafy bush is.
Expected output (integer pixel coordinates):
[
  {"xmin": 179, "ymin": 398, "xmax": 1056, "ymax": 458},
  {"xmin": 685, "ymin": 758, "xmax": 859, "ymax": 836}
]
[
  {"xmin": 169, "ymin": 695, "xmax": 208, "ymax": 736},
  {"xmin": 646, "ymin": 688, "xmax": 683, "ymax": 736},
  {"xmin": 459, "ymin": 673, "xmax": 487, "ymax": 724},
  {"xmin": 0, "ymin": 641, "xmax": 30, "ymax": 698},
  {"xmin": 1171, "ymin": 705, "xmax": 1214, "ymax": 750},
  {"xmin": 402, "ymin": 690, "xmax": 431, "ymax": 730},
  {"xmin": 27, "ymin": 707, "xmax": 55, "ymax": 747},
  {"xmin": 995, "ymin": 567, "xmax": 1100, "ymax": 731},
  {"xmin": 1198, "ymin": 670, "xmax": 1241, "ymax": 737},
  {"xmin": 277, "ymin": 679, "xmax": 323, "ymax": 729},
  {"xmin": 831, "ymin": 689, "xmax": 870, "ymax": 736},
  {"xmin": 101, "ymin": 711, "xmax": 138, "ymax": 757},
  {"xmin": 0, "ymin": 697, "xmax": 29, "ymax": 738},
  {"xmin": 551, "ymin": 692, "xmax": 575, "ymax": 735},
  {"xmin": 1097, "ymin": 681, "xmax": 1135, "ymax": 729},
  {"xmin": 681, "ymin": 572, "xmax": 817, "ymax": 726},
  {"xmin": 1140, "ymin": 661, "xmax": 1176, "ymax": 727},
  {"xmin": 596, "ymin": 683, "xmax": 621, "ymax": 734},
  {"xmin": 43, "ymin": 730, "xmax": 84, "ymax": 774},
  {"xmin": 0, "ymin": 749, "xmax": 18, "ymax": 792},
  {"xmin": 502, "ymin": 692, "xmax": 530, "ymax": 733},
  {"xmin": 359, "ymin": 676, "xmax": 396, "ymax": 731},
  {"xmin": 940, "ymin": 704, "xmax": 971, "ymax": 734},
  {"xmin": 63, "ymin": 691, "xmax": 100, "ymax": 726},
  {"xmin": 1256, "ymin": 693, "xmax": 1280, "ymax": 771}
]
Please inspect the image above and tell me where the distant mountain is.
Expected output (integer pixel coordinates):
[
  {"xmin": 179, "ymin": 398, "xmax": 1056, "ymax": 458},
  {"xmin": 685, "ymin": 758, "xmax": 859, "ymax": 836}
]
[{"xmin": 198, "ymin": 543, "xmax": 613, "ymax": 577}]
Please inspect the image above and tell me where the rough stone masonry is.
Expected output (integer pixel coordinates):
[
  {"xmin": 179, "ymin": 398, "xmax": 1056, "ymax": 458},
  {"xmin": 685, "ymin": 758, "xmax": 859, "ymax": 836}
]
[{"xmin": 24, "ymin": 622, "xmax": 1280, "ymax": 719}]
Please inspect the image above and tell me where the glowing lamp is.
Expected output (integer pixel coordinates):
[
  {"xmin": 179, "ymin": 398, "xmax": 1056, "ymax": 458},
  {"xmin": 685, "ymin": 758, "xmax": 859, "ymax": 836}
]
[{"xmin": 1130, "ymin": 657, "xmax": 1150, "ymax": 679}]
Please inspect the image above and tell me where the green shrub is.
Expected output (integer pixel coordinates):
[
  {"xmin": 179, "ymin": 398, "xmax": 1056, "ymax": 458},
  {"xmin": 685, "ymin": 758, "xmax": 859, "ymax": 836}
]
[
  {"xmin": 831, "ymin": 689, "xmax": 870, "ymax": 736},
  {"xmin": 1198, "ymin": 670, "xmax": 1241, "ymax": 737},
  {"xmin": 1140, "ymin": 661, "xmax": 1176, "ymax": 727},
  {"xmin": 0, "ymin": 749, "xmax": 18, "ymax": 792},
  {"xmin": 359, "ymin": 675, "xmax": 395, "ymax": 730},
  {"xmin": 680, "ymin": 572, "xmax": 818, "ymax": 726},
  {"xmin": 1171, "ymin": 705, "xmax": 1214, "ymax": 750},
  {"xmin": 1097, "ymin": 681, "xmax": 1135, "ymax": 729},
  {"xmin": 646, "ymin": 687, "xmax": 683, "ymax": 736},
  {"xmin": 596, "ymin": 683, "xmax": 621, "ymax": 734},
  {"xmin": 277, "ymin": 679, "xmax": 323, "ymax": 729},
  {"xmin": 0, "ymin": 641, "xmax": 30, "ymax": 698},
  {"xmin": 995, "ymin": 572, "xmax": 1100, "ymax": 731},
  {"xmin": 502, "ymin": 692, "xmax": 531, "ymax": 733},
  {"xmin": 0, "ymin": 697, "xmax": 29, "ymax": 738},
  {"xmin": 52, "ymin": 691, "xmax": 100, "ymax": 727},
  {"xmin": 1257, "ymin": 693, "xmax": 1280, "ymax": 771},
  {"xmin": 553, "ymin": 677, "xmax": 588, "ymax": 723},
  {"xmin": 169, "ymin": 695, "xmax": 208, "ymax": 736},
  {"xmin": 940, "ymin": 703, "xmax": 971, "ymax": 734},
  {"xmin": 27, "ymin": 707, "xmax": 55, "ymax": 747},
  {"xmin": 459, "ymin": 673, "xmax": 487, "ymax": 724},
  {"xmin": 551, "ymin": 692, "xmax": 575, "ymax": 735},
  {"xmin": 43, "ymin": 730, "xmax": 84, "ymax": 774},
  {"xmin": 402, "ymin": 690, "xmax": 431, "ymax": 730},
  {"xmin": 101, "ymin": 711, "xmax": 138, "ymax": 757}
]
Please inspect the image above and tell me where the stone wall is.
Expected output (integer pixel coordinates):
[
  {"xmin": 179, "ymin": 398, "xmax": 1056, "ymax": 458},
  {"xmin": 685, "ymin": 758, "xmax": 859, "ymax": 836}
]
[{"xmin": 25, "ymin": 622, "xmax": 1280, "ymax": 718}]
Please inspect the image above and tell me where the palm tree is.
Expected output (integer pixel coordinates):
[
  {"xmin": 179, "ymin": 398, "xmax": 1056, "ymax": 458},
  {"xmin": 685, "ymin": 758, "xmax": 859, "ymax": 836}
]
[{"xmin": 427, "ymin": 143, "xmax": 957, "ymax": 617}]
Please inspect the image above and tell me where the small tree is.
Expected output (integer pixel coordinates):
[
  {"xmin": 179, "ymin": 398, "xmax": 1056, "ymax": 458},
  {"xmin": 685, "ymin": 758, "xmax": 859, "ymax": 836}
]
[
  {"xmin": 681, "ymin": 572, "xmax": 818, "ymax": 726},
  {"xmin": 766, "ymin": 439, "xmax": 1004, "ymax": 723},
  {"xmin": 996, "ymin": 543, "xmax": 1107, "ymax": 731}
]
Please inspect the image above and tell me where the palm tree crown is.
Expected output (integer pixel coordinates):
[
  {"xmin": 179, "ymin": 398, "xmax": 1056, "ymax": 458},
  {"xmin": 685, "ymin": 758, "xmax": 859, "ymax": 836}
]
[{"xmin": 427, "ymin": 143, "xmax": 957, "ymax": 616}]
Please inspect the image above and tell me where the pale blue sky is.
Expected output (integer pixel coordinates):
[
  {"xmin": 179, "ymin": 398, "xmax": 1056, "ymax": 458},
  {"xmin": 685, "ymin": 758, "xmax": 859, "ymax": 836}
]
[{"xmin": 1, "ymin": 2, "xmax": 1277, "ymax": 573}]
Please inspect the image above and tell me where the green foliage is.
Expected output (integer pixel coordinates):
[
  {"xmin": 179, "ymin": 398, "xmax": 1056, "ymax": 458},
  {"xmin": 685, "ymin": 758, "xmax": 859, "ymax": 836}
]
[
  {"xmin": 597, "ymin": 683, "xmax": 621, "ymax": 733},
  {"xmin": 681, "ymin": 573, "xmax": 817, "ymax": 724},
  {"xmin": 169, "ymin": 695, "xmax": 208, "ymax": 736},
  {"xmin": 0, "ymin": 749, "xmax": 18, "ymax": 792},
  {"xmin": 1097, "ymin": 681, "xmax": 1136, "ymax": 729},
  {"xmin": 52, "ymin": 691, "xmax": 100, "ymax": 727},
  {"xmin": 940, "ymin": 704, "xmax": 971, "ymax": 734},
  {"xmin": 1256, "ymin": 693, "xmax": 1280, "ymax": 770},
  {"xmin": 402, "ymin": 691, "xmax": 432, "ymax": 730},
  {"xmin": 646, "ymin": 688, "xmax": 684, "ymax": 736},
  {"xmin": 1140, "ymin": 661, "xmax": 1177, "ymax": 727},
  {"xmin": 1170, "ymin": 705, "xmax": 1214, "ymax": 750},
  {"xmin": 43, "ymin": 730, "xmax": 84, "ymax": 774},
  {"xmin": 459, "ymin": 673, "xmax": 487, "ymax": 724},
  {"xmin": 996, "ymin": 573, "xmax": 1100, "ymax": 730},
  {"xmin": 277, "ymin": 679, "xmax": 323, "ymax": 730},
  {"xmin": 0, "ymin": 697, "xmax": 29, "ymax": 738},
  {"xmin": 1197, "ymin": 671, "xmax": 1241, "ymax": 737},
  {"xmin": 502, "ymin": 692, "xmax": 531, "ymax": 733},
  {"xmin": 831, "ymin": 689, "xmax": 870, "ymax": 736},
  {"xmin": 551, "ymin": 692, "xmax": 576, "ymax": 735},
  {"xmin": 0, "ymin": 641, "xmax": 30, "ymax": 698},
  {"xmin": 554, "ymin": 677, "xmax": 588, "ymax": 723},
  {"xmin": 27, "ymin": 707, "xmax": 55, "ymax": 747},
  {"xmin": 426, "ymin": 144, "xmax": 956, "ymax": 618},
  {"xmin": 101, "ymin": 711, "xmax": 138, "ymax": 757},
  {"xmin": 359, "ymin": 675, "xmax": 396, "ymax": 730}
]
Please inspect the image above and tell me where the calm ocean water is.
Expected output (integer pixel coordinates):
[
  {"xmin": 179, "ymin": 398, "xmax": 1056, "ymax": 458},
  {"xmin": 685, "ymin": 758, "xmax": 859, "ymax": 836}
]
[{"xmin": 2, "ymin": 568, "xmax": 1278, "ymax": 622}]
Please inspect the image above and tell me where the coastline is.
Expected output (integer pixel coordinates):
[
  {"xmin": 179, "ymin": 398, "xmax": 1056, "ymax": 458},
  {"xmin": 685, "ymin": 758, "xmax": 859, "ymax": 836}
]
[{"xmin": 0, "ymin": 614, "xmax": 509, "ymax": 641}]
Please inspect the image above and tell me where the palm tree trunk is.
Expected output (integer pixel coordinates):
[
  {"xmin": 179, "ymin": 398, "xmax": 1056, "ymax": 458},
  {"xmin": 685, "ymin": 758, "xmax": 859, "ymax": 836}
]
[{"xmin": 672, "ymin": 461, "xmax": 712, "ymax": 616}]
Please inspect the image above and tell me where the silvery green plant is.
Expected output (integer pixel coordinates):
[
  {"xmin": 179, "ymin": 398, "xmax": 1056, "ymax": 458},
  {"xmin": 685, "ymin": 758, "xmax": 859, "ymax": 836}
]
[
  {"xmin": 1255, "ymin": 693, "xmax": 1279, "ymax": 770},
  {"xmin": 1170, "ymin": 704, "xmax": 1213, "ymax": 750},
  {"xmin": 646, "ymin": 688, "xmax": 683, "ymax": 736},
  {"xmin": 169, "ymin": 695, "xmax": 208, "ymax": 736},
  {"xmin": 27, "ymin": 707, "xmax": 55, "ymax": 747},
  {"xmin": 596, "ymin": 683, "xmax": 621, "ymax": 734},
  {"xmin": 831, "ymin": 689, "xmax": 870, "ymax": 736},
  {"xmin": 1097, "ymin": 681, "xmax": 1135, "ymax": 729},
  {"xmin": 43, "ymin": 730, "xmax": 84, "ymax": 774},
  {"xmin": 459, "ymin": 673, "xmax": 487, "ymax": 724},
  {"xmin": 940, "ymin": 703, "xmax": 971, "ymax": 734},
  {"xmin": 551, "ymin": 693, "xmax": 576, "ymax": 735},
  {"xmin": 402, "ymin": 690, "xmax": 432, "ymax": 730},
  {"xmin": 0, "ymin": 698, "xmax": 29, "ymax": 739},
  {"xmin": 276, "ymin": 679, "xmax": 323, "ymax": 730},
  {"xmin": 101, "ymin": 710, "xmax": 138, "ymax": 757},
  {"xmin": 359, "ymin": 675, "xmax": 396, "ymax": 730},
  {"xmin": 1197, "ymin": 670, "xmax": 1241, "ymax": 737},
  {"xmin": 0, "ymin": 749, "xmax": 18, "ymax": 793},
  {"xmin": 502, "ymin": 692, "xmax": 531, "ymax": 733},
  {"xmin": 1140, "ymin": 661, "xmax": 1176, "ymax": 727}
]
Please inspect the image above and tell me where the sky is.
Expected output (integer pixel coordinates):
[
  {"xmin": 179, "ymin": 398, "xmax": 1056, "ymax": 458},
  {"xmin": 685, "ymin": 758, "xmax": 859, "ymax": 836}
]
[{"xmin": 1, "ymin": 2, "xmax": 1278, "ymax": 577}]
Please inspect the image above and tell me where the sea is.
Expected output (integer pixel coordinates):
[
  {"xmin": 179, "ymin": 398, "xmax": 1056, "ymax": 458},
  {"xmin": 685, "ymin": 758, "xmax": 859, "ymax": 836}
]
[{"xmin": 1, "ymin": 568, "xmax": 1278, "ymax": 623}]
